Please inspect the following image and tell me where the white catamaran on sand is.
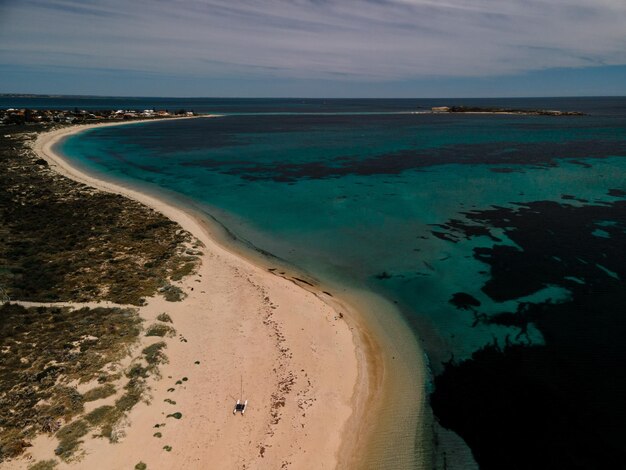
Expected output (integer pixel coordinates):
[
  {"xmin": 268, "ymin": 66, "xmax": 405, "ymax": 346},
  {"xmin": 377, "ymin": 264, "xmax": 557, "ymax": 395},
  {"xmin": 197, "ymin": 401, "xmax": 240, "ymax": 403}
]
[{"xmin": 233, "ymin": 376, "xmax": 248, "ymax": 415}]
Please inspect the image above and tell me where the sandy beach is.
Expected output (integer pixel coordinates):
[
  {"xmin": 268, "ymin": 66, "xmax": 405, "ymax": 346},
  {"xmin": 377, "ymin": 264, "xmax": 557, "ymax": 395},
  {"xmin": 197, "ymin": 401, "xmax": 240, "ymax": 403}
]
[{"xmin": 4, "ymin": 120, "xmax": 382, "ymax": 469}]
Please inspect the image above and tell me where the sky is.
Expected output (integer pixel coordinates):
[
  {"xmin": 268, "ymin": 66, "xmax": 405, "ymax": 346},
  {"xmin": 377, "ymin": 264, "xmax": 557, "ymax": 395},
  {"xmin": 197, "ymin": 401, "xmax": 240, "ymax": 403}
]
[{"xmin": 0, "ymin": 0, "xmax": 625, "ymax": 97}]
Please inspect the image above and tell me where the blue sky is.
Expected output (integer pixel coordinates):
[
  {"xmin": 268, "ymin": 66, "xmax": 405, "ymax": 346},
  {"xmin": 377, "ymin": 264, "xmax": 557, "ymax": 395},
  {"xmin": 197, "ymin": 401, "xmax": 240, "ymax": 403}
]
[{"xmin": 1, "ymin": 0, "xmax": 625, "ymax": 97}]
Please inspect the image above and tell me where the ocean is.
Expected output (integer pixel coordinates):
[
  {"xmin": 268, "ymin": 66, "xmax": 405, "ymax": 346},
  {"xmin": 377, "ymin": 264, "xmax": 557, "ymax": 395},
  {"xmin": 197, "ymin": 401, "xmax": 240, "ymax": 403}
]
[{"xmin": 11, "ymin": 96, "xmax": 626, "ymax": 468}]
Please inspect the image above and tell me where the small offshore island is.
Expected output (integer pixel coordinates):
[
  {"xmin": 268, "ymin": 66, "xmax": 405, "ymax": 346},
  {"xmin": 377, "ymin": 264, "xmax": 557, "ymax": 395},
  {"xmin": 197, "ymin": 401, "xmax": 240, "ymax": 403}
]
[
  {"xmin": 430, "ymin": 106, "xmax": 585, "ymax": 116},
  {"xmin": 0, "ymin": 115, "xmax": 368, "ymax": 469}
]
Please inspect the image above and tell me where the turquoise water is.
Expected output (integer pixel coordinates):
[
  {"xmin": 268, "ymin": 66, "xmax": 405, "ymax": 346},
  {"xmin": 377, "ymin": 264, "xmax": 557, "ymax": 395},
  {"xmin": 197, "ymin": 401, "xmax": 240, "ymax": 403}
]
[
  {"xmin": 55, "ymin": 99, "xmax": 626, "ymax": 467},
  {"xmin": 60, "ymin": 110, "xmax": 626, "ymax": 364}
]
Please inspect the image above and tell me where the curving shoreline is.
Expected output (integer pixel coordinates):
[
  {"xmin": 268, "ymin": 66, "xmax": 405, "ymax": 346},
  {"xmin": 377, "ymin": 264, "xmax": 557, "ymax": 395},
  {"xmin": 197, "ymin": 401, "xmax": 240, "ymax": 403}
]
[
  {"xmin": 26, "ymin": 120, "xmax": 374, "ymax": 469},
  {"xmin": 26, "ymin": 119, "xmax": 427, "ymax": 469}
]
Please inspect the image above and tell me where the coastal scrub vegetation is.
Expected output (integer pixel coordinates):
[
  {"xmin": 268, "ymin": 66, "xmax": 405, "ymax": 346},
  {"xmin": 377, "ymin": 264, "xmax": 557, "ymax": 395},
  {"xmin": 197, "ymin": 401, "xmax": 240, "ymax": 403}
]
[
  {"xmin": 0, "ymin": 126, "xmax": 200, "ymax": 305},
  {"xmin": 0, "ymin": 124, "xmax": 189, "ymax": 463},
  {"xmin": 0, "ymin": 303, "xmax": 141, "ymax": 462},
  {"xmin": 82, "ymin": 384, "xmax": 117, "ymax": 402},
  {"xmin": 156, "ymin": 312, "xmax": 173, "ymax": 323},
  {"xmin": 145, "ymin": 323, "xmax": 176, "ymax": 337},
  {"xmin": 27, "ymin": 460, "xmax": 58, "ymax": 470},
  {"xmin": 0, "ymin": 303, "xmax": 172, "ymax": 462}
]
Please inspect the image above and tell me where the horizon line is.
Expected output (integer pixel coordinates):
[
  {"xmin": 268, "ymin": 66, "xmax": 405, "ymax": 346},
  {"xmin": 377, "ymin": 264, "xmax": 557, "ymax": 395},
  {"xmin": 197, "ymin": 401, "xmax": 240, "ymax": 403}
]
[{"xmin": 2, "ymin": 93, "xmax": 626, "ymax": 100}]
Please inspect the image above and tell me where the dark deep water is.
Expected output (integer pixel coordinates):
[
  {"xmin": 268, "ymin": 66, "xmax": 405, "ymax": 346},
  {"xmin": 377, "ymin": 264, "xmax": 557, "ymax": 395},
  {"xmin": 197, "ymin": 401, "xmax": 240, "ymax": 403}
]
[{"xmin": 9, "ymin": 96, "xmax": 626, "ymax": 468}]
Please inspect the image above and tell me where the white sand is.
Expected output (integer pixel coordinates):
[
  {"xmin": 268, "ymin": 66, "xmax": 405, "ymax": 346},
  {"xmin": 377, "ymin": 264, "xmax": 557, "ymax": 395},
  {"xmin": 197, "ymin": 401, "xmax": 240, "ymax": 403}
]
[{"xmin": 6, "ymin": 120, "xmax": 383, "ymax": 469}]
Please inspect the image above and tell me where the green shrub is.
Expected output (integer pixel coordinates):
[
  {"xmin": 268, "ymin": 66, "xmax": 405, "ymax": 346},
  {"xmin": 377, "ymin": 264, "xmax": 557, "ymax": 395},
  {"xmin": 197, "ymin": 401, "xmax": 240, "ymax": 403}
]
[
  {"xmin": 83, "ymin": 384, "xmax": 116, "ymax": 402},
  {"xmin": 156, "ymin": 312, "xmax": 172, "ymax": 323},
  {"xmin": 145, "ymin": 324, "xmax": 175, "ymax": 337},
  {"xmin": 28, "ymin": 460, "xmax": 58, "ymax": 470},
  {"xmin": 55, "ymin": 419, "xmax": 89, "ymax": 461}
]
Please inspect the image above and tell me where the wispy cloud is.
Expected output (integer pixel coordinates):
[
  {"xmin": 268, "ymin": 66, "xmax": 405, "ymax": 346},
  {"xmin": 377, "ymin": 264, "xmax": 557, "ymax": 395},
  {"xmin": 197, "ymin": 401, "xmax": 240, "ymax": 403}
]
[{"xmin": 0, "ymin": 0, "xmax": 625, "ymax": 82}]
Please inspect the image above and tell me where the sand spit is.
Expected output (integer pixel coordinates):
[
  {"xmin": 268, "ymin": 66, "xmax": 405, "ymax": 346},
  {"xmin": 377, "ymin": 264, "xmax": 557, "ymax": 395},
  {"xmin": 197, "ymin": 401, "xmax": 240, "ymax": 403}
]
[{"xmin": 4, "ymin": 121, "xmax": 379, "ymax": 470}]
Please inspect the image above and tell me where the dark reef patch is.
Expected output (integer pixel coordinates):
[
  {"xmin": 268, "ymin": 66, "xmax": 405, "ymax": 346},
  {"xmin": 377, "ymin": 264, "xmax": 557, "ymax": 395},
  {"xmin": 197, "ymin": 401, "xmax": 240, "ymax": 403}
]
[
  {"xmin": 101, "ymin": 114, "xmax": 416, "ymax": 155},
  {"xmin": 449, "ymin": 292, "xmax": 481, "ymax": 310},
  {"xmin": 608, "ymin": 188, "xmax": 626, "ymax": 197},
  {"xmin": 433, "ymin": 219, "xmax": 502, "ymax": 242},
  {"xmin": 431, "ymin": 231, "xmax": 459, "ymax": 243},
  {"xmin": 489, "ymin": 167, "xmax": 523, "ymax": 173},
  {"xmin": 431, "ymin": 198, "xmax": 626, "ymax": 469},
  {"xmin": 198, "ymin": 139, "xmax": 626, "ymax": 182},
  {"xmin": 457, "ymin": 200, "xmax": 625, "ymax": 301}
]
